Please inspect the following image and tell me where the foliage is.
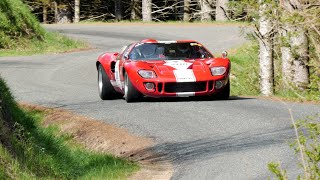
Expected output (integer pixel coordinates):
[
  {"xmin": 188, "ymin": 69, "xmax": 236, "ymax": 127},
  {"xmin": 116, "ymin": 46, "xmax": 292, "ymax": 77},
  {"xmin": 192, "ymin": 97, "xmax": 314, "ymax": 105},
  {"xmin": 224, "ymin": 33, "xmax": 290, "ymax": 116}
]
[
  {"xmin": 0, "ymin": 0, "xmax": 87, "ymax": 55},
  {"xmin": 229, "ymin": 42, "xmax": 260, "ymax": 96},
  {"xmin": 0, "ymin": 32, "xmax": 87, "ymax": 57},
  {"xmin": 0, "ymin": 76, "xmax": 138, "ymax": 179},
  {"xmin": 268, "ymin": 114, "xmax": 320, "ymax": 179},
  {"xmin": 229, "ymin": 41, "xmax": 319, "ymax": 101},
  {"xmin": 0, "ymin": 0, "xmax": 45, "ymax": 48},
  {"xmin": 23, "ymin": 0, "xmax": 211, "ymax": 22},
  {"xmin": 228, "ymin": 1, "xmax": 320, "ymax": 100}
]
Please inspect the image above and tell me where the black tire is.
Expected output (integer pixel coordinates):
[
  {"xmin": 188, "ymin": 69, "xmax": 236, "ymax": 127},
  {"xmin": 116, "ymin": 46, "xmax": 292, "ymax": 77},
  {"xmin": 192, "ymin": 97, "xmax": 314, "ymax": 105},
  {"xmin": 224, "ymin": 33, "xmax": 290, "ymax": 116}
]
[
  {"xmin": 124, "ymin": 73, "xmax": 141, "ymax": 103},
  {"xmin": 215, "ymin": 80, "xmax": 230, "ymax": 100},
  {"xmin": 98, "ymin": 64, "xmax": 118, "ymax": 100}
]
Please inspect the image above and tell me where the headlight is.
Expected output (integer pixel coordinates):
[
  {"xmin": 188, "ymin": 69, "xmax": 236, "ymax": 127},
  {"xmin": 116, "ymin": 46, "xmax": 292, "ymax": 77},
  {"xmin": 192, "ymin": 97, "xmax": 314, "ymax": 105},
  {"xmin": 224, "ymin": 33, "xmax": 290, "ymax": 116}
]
[
  {"xmin": 210, "ymin": 67, "xmax": 226, "ymax": 76},
  {"xmin": 138, "ymin": 70, "xmax": 157, "ymax": 79}
]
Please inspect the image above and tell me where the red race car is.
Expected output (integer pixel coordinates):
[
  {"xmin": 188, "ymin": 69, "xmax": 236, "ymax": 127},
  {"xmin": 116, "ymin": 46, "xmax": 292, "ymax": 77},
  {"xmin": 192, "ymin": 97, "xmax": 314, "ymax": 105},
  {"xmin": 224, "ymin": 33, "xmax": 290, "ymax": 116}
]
[{"xmin": 96, "ymin": 39, "xmax": 230, "ymax": 102}]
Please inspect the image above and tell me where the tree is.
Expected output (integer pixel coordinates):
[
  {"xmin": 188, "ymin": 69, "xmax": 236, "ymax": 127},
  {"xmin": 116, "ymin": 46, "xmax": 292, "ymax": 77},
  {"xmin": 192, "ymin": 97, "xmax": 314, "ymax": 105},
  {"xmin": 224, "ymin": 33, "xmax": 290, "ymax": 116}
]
[
  {"xmin": 142, "ymin": 0, "xmax": 152, "ymax": 22},
  {"xmin": 258, "ymin": 1, "xmax": 274, "ymax": 96},
  {"xmin": 183, "ymin": 0, "xmax": 191, "ymax": 21},
  {"xmin": 280, "ymin": 0, "xmax": 309, "ymax": 90},
  {"xmin": 74, "ymin": 0, "xmax": 80, "ymax": 23},
  {"xmin": 199, "ymin": 0, "xmax": 213, "ymax": 21},
  {"xmin": 215, "ymin": 0, "xmax": 228, "ymax": 21},
  {"xmin": 115, "ymin": 0, "xmax": 122, "ymax": 21},
  {"xmin": 53, "ymin": 1, "xmax": 58, "ymax": 23},
  {"xmin": 43, "ymin": 3, "xmax": 48, "ymax": 23},
  {"xmin": 131, "ymin": 0, "xmax": 141, "ymax": 20}
]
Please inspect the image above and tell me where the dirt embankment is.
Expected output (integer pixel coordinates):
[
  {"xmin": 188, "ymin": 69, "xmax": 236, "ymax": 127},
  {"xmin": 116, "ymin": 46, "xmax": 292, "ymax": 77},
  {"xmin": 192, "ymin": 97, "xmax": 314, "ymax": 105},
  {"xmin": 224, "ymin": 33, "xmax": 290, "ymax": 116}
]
[{"xmin": 22, "ymin": 104, "xmax": 173, "ymax": 180}]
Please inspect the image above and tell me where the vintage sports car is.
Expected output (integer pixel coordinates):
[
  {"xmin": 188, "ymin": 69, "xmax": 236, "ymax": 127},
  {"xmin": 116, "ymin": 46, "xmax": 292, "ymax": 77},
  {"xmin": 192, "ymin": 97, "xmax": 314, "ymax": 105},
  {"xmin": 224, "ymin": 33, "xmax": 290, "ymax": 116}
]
[{"xmin": 96, "ymin": 39, "xmax": 230, "ymax": 102}]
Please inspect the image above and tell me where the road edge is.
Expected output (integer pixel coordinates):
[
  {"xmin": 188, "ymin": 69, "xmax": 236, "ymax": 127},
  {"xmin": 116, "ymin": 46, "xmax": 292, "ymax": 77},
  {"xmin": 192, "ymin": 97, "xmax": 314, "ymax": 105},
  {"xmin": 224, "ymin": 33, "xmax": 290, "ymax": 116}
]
[{"xmin": 21, "ymin": 103, "xmax": 173, "ymax": 180}]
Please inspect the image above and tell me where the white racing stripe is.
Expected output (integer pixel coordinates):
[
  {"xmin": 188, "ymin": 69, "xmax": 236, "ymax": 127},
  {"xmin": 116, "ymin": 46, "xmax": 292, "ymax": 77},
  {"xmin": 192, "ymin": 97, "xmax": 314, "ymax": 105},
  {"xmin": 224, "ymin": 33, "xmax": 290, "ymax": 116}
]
[
  {"xmin": 115, "ymin": 61, "xmax": 122, "ymax": 89},
  {"xmin": 158, "ymin": 41, "xmax": 177, "ymax": 44},
  {"xmin": 164, "ymin": 60, "xmax": 196, "ymax": 96},
  {"xmin": 173, "ymin": 70, "xmax": 196, "ymax": 82},
  {"xmin": 110, "ymin": 80, "xmax": 117, "ymax": 87},
  {"xmin": 164, "ymin": 60, "xmax": 196, "ymax": 82},
  {"xmin": 176, "ymin": 92, "xmax": 195, "ymax": 97}
]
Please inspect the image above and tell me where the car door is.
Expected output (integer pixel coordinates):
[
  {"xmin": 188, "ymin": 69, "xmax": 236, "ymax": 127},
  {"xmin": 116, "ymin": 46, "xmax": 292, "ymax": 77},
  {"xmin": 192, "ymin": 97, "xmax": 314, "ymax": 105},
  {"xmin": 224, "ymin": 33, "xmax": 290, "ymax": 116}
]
[{"xmin": 114, "ymin": 44, "xmax": 134, "ymax": 92}]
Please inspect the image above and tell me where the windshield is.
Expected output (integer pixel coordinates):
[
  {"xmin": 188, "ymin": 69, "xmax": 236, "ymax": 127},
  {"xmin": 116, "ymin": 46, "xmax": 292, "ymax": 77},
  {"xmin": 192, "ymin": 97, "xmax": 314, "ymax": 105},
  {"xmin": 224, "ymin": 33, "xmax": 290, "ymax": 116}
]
[{"xmin": 128, "ymin": 42, "xmax": 213, "ymax": 60}]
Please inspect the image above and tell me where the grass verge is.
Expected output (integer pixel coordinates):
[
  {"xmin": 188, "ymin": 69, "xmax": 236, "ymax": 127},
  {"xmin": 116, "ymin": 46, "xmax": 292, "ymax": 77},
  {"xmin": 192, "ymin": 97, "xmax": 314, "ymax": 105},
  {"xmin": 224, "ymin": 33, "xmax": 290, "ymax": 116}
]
[
  {"xmin": 229, "ymin": 42, "xmax": 320, "ymax": 102},
  {"xmin": 228, "ymin": 42, "xmax": 260, "ymax": 97},
  {"xmin": 0, "ymin": 32, "xmax": 88, "ymax": 57},
  {"xmin": 0, "ymin": 0, "xmax": 89, "ymax": 57},
  {"xmin": 0, "ymin": 77, "xmax": 138, "ymax": 179}
]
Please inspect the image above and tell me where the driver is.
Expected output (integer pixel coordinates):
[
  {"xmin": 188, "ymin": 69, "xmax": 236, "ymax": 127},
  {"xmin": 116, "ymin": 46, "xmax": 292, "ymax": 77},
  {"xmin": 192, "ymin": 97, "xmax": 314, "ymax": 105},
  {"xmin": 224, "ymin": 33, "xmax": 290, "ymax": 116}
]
[
  {"xmin": 140, "ymin": 44, "xmax": 156, "ymax": 58},
  {"xmin": 177, "ymin": 43, "xmax": 190, "ymax": 54},
  {"xmin": 177, "ymin": 43, "xmax": 191, "ymax": 57}
]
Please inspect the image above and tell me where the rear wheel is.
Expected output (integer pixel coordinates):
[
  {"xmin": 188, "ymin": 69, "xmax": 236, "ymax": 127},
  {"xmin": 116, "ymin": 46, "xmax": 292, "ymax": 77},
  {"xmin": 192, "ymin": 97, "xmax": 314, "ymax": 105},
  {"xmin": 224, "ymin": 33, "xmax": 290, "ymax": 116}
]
[
  {"xmin": 215, "ymin": 80, "xmax": 230, "ymax": 100},
  {"xmin": 124, "ymin": 73, "xmax": 141, "ymax": 103},
  {"xmin": 98, "ymin": 64, "xmax": 118, "ymax": 100}
]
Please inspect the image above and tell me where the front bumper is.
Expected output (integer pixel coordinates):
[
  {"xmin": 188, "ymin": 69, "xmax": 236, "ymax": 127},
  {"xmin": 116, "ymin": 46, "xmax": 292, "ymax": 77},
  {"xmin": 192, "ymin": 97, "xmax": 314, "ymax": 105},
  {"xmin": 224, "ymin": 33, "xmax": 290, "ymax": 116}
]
[{"xmin": 134, "ymin": 77, "xmax": 229, "ymax": 97}]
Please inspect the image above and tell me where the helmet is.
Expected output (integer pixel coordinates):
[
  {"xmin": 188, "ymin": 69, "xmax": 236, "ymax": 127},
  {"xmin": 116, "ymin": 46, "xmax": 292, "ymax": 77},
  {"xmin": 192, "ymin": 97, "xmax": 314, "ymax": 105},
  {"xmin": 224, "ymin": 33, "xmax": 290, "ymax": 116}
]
[
  {"xmin": 177, "ymin": 43, "xmax": 190, "ymax": 53},
  {"xmin": 141, "ymin": 44, "xmax": 156, "ymax": 57}
]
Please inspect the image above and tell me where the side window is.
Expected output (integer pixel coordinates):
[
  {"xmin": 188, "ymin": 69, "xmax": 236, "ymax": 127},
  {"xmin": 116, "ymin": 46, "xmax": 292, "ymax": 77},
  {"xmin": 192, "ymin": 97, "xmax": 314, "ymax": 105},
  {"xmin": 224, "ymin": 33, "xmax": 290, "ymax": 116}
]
[
  {"xmin": 196, "ymin": 46, "xmax": 212, "ymax": 59},
  {"xmin": 200, "ymin": 47, "xmax": 213, "ymax": 58},
  {"xmin": 116, "ymin": 44, "xmax": 132, "ymax": 60},
  {"xmin": 116, "ymin": 46, "xmax": 127, "ymax": 60},
  {"xmin": 122, "ymin": 44, "xmax": 134, "ymax": 59}
]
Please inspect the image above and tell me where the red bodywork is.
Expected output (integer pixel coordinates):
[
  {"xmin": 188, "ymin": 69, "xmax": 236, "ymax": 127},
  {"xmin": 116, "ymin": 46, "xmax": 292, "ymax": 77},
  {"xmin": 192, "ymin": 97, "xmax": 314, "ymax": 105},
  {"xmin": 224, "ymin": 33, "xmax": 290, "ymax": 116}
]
[{"xmin": 96, "ymin": 39, "xmax": 230, "ymax": 98}]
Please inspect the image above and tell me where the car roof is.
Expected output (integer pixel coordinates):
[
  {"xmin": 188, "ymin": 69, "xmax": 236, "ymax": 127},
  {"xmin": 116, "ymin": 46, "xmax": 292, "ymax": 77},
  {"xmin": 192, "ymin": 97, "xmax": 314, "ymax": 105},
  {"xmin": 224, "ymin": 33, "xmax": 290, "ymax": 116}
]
[{"xmin": 139, "ymin": 39, "xmax": 199, "ymax": 44}]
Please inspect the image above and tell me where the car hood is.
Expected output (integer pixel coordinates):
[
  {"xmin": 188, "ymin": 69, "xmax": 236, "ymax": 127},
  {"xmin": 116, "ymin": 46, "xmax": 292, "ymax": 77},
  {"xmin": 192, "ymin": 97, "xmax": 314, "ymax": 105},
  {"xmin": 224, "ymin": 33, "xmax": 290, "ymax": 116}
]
[{"xmin": 144, "ymin": 60, "xmax": 210, "ymax": 75}]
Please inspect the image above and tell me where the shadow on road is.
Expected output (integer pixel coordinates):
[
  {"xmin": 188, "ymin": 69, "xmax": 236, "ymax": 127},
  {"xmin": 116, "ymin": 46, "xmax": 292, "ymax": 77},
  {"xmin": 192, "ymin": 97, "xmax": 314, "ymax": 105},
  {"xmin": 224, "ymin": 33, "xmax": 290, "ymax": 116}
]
[
  {"xmin": 140, "ymin": 96, "xmax": 254, "ymax": 103},
  {"xmin": 126, "ymin": 126, "xmax": 294, "ymax": 166}
]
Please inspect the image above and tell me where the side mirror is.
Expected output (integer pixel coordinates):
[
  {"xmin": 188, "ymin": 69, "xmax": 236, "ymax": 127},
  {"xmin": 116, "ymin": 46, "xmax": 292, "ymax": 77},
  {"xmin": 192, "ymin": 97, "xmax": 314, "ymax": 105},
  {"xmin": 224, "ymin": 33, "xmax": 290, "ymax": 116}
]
[
  {"xmin": 124, "ymin": 54, "xmax": 129, "ymax": 60},
  {"xmin": 222, "ymin": 51, "xmax": 228, "ymax": 58}
]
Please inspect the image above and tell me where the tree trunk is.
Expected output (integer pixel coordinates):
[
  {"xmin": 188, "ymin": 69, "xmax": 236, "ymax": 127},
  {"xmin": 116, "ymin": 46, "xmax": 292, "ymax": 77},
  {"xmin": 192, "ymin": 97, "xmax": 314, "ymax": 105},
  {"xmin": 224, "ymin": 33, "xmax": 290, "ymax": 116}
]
[
  {"xmin": 53, "ymin": 1, "xmax": 58, "ymax": 23},
  {"xmin": 183, "ymin": 0, "xmax": 190, "ymax": 21},
  {"xmin": 131, "ymin": 0, "xmax": 141, "ymax": 20},
  {"xmin": 177, "ymin": 0, "xmax": 184, "ymax": 20},
  {"xmin": 199, "ymin": 0, "xmax": 213, "ymax": 21},
  {"xmin": 142, "ymin": 0, "xmax": 152, "ymax": 22},
  {"xmin": 259, "ymin": 2, "xmax": 274, "ymax": 96},
  {"xmin": 281, "ymin": 46, "xmax": 294, "ymax": 84},
  {"xmin": 281, "ymin": 25, "xmax": 294, "ymax": 86},
  {"xmin": 291, "ymin": 29, "xmax": 309, "ymax": 89},
  {"xmin": 280, "ymin": 0, "xmax": 309, "ymax": 89},
  {"xmin": 115, "ymin": 0, "xmax": 122, "ymax": 21},
  {"xmin": 215, "ymin": 0, "xmax": 228, "ymax": 21},
  {"xmin": 74, "ymin": 0, "xmax": 80, "ymax": 23},
  {"xmin": 43, "ymin": 5, "xmax": 47, "ymax": 24}
]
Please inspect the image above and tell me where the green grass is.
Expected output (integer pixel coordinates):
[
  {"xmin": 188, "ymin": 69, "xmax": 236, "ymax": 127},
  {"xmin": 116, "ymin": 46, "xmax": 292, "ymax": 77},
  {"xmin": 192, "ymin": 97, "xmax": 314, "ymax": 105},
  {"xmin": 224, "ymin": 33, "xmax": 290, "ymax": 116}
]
[
  {"xmin": 0, "ymin": 32, "xmax": 88, "ymax": 57},
  {"xmin": 0, "ymin": 77, "xmax": 139, "ymax": 179},
  {"xmin": 0, "ymin": 144, "xmax": 34, "ymax": 179},
  {"xmin": 228, "ymin": 42, "xmax": 320, "ymax": 102},
  {"xmin": 0, "ymin": 0, "xmax": 88, "ymax": 57},
  {"xmin": 228, "ymin": 42, "xmax": 260, "ymax": 96}
]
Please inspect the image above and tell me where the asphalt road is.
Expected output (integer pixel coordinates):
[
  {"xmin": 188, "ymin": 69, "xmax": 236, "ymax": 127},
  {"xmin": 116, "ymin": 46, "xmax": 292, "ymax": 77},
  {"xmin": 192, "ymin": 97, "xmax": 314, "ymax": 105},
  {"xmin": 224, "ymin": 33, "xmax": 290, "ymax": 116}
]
[{"xmin": 0, "ymin": 24, "xmax": 319, "ymax": 179}]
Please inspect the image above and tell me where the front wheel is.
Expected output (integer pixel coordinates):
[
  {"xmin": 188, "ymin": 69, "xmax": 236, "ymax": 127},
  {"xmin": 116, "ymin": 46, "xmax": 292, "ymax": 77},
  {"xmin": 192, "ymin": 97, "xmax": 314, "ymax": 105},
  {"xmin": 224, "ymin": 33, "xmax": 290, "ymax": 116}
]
[{"xmin": 124, "ymin": 73, "xmax": 141, "ymax": 103}]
